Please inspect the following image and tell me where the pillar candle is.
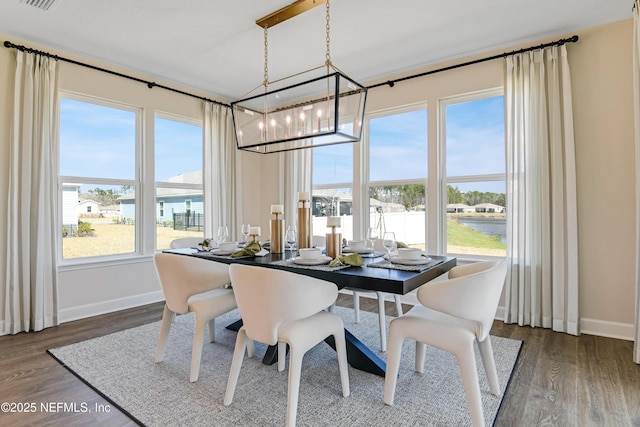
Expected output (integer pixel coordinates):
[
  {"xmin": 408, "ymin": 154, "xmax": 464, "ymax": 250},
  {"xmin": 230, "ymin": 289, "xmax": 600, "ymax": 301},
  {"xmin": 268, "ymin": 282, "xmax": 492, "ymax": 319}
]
[{"xmin": 327, "ymin": 216, "xmax": 341, "ymax": 227}]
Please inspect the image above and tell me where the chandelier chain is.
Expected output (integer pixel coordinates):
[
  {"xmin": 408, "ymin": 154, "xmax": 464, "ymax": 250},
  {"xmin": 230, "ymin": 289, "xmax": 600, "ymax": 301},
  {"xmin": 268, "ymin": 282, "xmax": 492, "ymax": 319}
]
[
  {"xmin": 325, "ymin": 0, "xmax": 331, "ymax": 67},
  {"xmin": 264, "ymin": 25, "xmax": 269, "ymax": 86}
]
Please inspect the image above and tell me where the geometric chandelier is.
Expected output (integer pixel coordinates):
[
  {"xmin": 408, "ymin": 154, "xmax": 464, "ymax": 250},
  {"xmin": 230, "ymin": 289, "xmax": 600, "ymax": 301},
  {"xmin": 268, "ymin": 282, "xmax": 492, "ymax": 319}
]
[{"xmin": 231, "ymin": 0, "xmax": 367, "ymax": 154}]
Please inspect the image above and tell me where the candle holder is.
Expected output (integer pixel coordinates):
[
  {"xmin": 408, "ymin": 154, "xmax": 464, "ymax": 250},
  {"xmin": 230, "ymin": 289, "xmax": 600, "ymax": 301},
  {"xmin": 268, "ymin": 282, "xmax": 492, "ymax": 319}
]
[
  {"xmin": 270, "ymin": 212, "xmax": 285, "ymax": 253},
  {"xmin": 297, "ymin": 192, "xmax": 312, "ymax": 250},
  {"xmin": 326, "ymin": 225, "xmax": 342, "ymax": 259},
  {"xmin": 249, "ymin": 234, "xmax": 259, "ymax": 243}
]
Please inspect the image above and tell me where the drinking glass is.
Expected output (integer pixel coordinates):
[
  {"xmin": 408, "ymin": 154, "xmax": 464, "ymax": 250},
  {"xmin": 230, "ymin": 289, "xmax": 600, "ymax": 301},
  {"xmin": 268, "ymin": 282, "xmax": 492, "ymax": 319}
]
[
  {"xmin": 216, "ymin": 226, "xmax": 229, "ymax": 244},
  {"xmin": 286, "ymin": 225, "xmax": 297, "ymax": 252},
  {"xmin": 367, "ymin": 227, "xmax": 379, "ymax": 249},
  {"xmin": 382, "ymin": 232, "xmax": 396, "ymax": 257},
  {"xmin": 241, "ymin": 224, "xmax": 250, "ymax": 243}
]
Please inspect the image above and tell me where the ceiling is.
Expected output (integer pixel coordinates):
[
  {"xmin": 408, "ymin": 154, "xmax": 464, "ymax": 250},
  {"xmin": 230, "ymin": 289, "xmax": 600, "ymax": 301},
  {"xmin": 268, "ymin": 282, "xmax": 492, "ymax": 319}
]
[{"xmin": 0, "ymin": 0, "xmax": 632, "ymax": 101}]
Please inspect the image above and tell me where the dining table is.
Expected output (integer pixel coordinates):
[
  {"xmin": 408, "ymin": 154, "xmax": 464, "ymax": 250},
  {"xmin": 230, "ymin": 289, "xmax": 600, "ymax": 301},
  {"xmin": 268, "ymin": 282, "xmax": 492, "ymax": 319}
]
[{"xmin": 164, "ymin": 246, "xmax": 456, "ymax": 377}]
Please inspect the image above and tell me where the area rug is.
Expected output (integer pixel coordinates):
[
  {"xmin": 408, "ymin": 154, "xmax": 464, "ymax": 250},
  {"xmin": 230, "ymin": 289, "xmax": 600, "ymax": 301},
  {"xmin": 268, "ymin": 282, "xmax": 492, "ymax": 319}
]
[{"xmin": 48, "ymin": 307, "xmax": 521, "ymax": 426}]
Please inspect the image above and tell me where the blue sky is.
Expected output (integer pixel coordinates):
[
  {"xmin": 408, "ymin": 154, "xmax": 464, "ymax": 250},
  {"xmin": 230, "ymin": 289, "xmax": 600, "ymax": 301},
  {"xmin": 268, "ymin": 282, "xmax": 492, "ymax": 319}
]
[{"xmin": 60, "ymin": 95, "xmax": 505, "ymax": 193}]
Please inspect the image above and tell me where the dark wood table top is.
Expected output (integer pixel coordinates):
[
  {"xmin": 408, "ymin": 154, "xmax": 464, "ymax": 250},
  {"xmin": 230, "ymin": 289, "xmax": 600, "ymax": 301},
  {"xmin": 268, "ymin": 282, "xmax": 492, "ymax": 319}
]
[{"xmin": 165, "ymin": 248, "xmax": 456, "ymax": 295}]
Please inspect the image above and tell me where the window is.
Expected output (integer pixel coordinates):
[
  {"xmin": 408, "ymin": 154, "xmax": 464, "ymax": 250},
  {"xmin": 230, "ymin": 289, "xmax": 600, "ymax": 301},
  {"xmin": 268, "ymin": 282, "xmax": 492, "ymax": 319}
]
[
  {"xmin": 154, "ymin": 115, "xmax": 203, "ymax": 250},
  {"xmin": 367, "ymin": 107, "xmax": 427, "ymax": 249},
  {"xmin": 442, "ymin": 91, "xmax": 506, "ymax": 257},
  {"xmin": 312, "ymin": 142, "xmax": 354, "ymax": 240},
  {"xmin": 59, "ymin": 96, "xmax": 138, "ymax": 260}
]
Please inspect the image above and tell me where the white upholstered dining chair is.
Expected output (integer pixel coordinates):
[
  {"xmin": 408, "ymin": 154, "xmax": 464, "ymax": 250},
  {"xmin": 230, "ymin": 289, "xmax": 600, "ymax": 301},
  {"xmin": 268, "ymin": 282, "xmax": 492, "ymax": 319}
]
[
  {"xmin": 153, "ymin": 252, "xmax": 243, "ymax": 382},
  {"xmin": 169, "ymin": 237, "xmax": 205, "ymax": 249},
  {"xmin": 224, "ymin": 264, "xmax": 350, "ymax": 427},
  {"xmin": 383, "ymin": 260, "xmax": 507, "ymax": 427}
]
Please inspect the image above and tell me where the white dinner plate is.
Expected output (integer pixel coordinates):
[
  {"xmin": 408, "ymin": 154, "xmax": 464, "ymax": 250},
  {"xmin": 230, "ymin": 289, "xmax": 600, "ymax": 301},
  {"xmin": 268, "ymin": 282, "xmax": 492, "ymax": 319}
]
[
  {"xmin": 211, "ymin": 249, "xmax": 236, "ymax": 256},
  {"xmin": 390, "ymin": 256, "xmax": 432, "ymax": 266},
  {"xmin": 292, "ymin": 256, "xmax": 332, "ymax": 266},
  {"xmin": 342, "ymin": 247, "xmax": 374, "ymax": 254}
]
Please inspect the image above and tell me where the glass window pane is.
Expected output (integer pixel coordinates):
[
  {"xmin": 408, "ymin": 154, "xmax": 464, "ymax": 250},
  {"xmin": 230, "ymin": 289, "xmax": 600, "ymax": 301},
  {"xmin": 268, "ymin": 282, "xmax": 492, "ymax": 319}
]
[
  {"xmin": 446, "ymin": 96, "xmax": 505, "ymax": 176},
  {"xmin": 446, "ymin": 181, "xmax": 506, "ymax": 257},
  {"xmin": 62, "ymin": 183, "xmax": 135, "ymax": 259},
  {"xmin": 311, "ymin": 188, "xmax": 353, "ymax": 241},
  {"xmin": 155, "ymin": 117, "xmax": 204, "ymax": 250},
  {"xmin": 154, "ymin": 117, "xmax": 202, "ymax": 182},
  {"xmin": 369, "ymin": 109, "xmax": 427, "ymax": 182},
  {"xmin": 369, "ymin": 185, "xmax": 426, "ymax": 249},
  {"xmin": 313, "ymin": 143, "xmax": 353, "ymax": 185},
  {"xmin": 60, "ymin": 99, "xmax": 136, "ymax": 179}
]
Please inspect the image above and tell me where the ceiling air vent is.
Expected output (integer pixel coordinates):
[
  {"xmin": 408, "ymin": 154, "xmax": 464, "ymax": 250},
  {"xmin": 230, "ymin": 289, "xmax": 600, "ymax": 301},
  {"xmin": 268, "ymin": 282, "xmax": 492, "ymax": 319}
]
[{"xmin": 20, "ymin": 0, "xmax": 58, "ymax": 11}]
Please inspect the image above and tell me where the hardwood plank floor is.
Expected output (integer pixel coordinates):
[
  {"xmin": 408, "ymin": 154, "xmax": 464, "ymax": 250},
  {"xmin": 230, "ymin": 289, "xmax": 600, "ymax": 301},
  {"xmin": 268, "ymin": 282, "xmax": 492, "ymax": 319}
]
[{"xmin": 0, "ymin": 295, "xmax": 638, "ymax": 426}]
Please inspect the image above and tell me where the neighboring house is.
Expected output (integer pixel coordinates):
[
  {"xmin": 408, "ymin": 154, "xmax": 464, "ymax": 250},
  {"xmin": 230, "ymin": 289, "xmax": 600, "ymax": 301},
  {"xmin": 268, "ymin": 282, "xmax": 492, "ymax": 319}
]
[
  {"xmin": 100, "ymin": 204, "xmax": 120, "ymax": 217},
  {"xmin": 312, "ymin": 189, "xmax": 353, "ymax": 217},
  {"xmin": 447, "ymin": 203, "xmax": 474, "ymax": 213},
  {"xmin": 119, "ymin": 171, "xmax": 203, "ymax": 225},
  {"xmin": 473, "ymin": 203, "xmax": 505, "ymax": 213},
  {"xmin": 78, "ymin": 199, "xmax": 100, "ymax": 215},
  {"xmin": 62, "ymin": 183, "xmax": 81, "ymax": 228}
]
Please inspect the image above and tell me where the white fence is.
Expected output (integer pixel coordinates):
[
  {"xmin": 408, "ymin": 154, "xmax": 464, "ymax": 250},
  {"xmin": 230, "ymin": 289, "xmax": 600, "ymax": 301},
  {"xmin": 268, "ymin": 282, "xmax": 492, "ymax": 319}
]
[{"xmin": 311, "ymin": 211, "xmax": 426, "ymax": 245}]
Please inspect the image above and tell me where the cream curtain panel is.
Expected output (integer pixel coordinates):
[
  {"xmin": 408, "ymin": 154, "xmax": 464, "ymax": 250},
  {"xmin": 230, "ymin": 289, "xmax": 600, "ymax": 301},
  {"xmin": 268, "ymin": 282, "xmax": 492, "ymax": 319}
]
[
  {"xmin": 203, "ymin": 102, "xmax": 242, "ymax": 241},
  {"xmin": 503, "ymin": 44, "xmax": 579, "ymax": 336},
  {"xmin": 633, "ymin": 0, "xmax": 640, "ymax": 364},
  {"xmin": 2, "ymin": 51, "xmax": 59, "ymax": 335}
]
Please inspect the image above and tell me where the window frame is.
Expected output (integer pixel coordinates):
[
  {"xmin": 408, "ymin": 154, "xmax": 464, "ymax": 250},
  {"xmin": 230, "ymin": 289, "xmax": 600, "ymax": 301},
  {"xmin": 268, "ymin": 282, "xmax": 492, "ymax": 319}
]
[
  {"xmin": 58, "ymin": 91, "xmax": 142, "ymax": 265},
  {"xmin": 438, "ymin": 87, "xmax": 505, "ymax": 259}
]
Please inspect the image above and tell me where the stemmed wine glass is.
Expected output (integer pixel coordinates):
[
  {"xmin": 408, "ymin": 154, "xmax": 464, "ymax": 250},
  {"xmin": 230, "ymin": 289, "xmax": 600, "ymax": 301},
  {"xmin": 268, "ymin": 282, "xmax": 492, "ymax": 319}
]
[
  {"xmin": 286, "ymin": 225, "xmax": 297, "ymax": 253},
  {"xmin": 241, "ymin": 224, "xmax": 251, "ymax": 244},
  {"xmin": 367, "ymin": 227, "xmax": 379, "ymax": 250},
  {"xmin": 382, "ymin": 232, "xmax": 396, "ymax": 258},
  {"xmin": 216, "ymin": 226, "xmax": 229, "ymax": 245}
]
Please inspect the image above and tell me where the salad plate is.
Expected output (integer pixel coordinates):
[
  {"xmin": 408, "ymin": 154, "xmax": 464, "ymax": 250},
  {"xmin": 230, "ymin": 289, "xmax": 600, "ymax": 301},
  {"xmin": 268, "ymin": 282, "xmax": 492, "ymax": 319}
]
[
  {"xmin": 390, "ymin": 256, "xmax": 432, "ymax": 266},
  {"xmin": 291, "ymin": 256, "xmax": 332, "ymax": 265}
]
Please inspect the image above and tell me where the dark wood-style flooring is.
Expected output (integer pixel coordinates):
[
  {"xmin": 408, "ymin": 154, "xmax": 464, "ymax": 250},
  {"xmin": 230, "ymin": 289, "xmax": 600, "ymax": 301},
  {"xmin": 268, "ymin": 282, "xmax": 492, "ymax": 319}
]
[{"xmin": 1, "ymin": 295, "xmax": 639, "ymax": 426}]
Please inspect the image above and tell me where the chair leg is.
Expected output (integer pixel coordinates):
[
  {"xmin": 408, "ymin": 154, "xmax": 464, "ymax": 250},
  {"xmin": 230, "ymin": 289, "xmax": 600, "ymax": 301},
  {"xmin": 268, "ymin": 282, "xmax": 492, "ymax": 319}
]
[
  {"xmin": 278, "ymin": 341, "xmax": 286, "ymax": 372},
  {"xmin": 478, "ymin": 337, "xmax": 501, "ymax": 396},
  {"xmin": 190, "ymin": 314, "xmax": 208, "ymax": 382},
  {"xmin": 353, "ymin": 291, "xmax": 361, "ymax": 323},
  {"xmin": 383, "ymin": 321, "xmax": 405, "ymax": 405},
  {"xmin": 456, "ymin": 343, "xmax": 484, "ymax": 427},
  {"xmin": 208, "ymin": 318, "xmax": 216, "ymax": 343},
  {"xmin": 155, "ymin": 305, "xmax": 175, "ymax": 363},
  {"xmin": 376, "ymin": 292, "xmax": 387, "ymax": 352},
  {"xmin": 415, "ymin": 341, "xmax": 427, "ymax": 374},
  {"xmin": 333, "ymin": 329, "xmax": 350, "ymax": 397},
  {"xmin": 224, "ymin": 329, "xmax": 249, "ymax": 406},
  {"xmin": 286, "ymin": 346, "xmax": 304, "ymax": 427},
  {"xmin": 394, "ymin": 295, "xmax": 403, "ymax": 317}
]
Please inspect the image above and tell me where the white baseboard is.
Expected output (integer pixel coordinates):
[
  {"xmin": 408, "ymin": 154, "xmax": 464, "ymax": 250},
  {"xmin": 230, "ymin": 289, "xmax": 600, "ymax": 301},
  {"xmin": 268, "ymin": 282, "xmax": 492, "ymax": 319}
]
[
  {"xmin": 59, "ymin": 291, "xmax": 165, "ymax": 324},
  {"xmin": 495, "ymin": 306, "xmax": 634, "ymax": 341},
  {"xmin": 580, "ymin": 318, "xmax": 635, "ymax": 341}
]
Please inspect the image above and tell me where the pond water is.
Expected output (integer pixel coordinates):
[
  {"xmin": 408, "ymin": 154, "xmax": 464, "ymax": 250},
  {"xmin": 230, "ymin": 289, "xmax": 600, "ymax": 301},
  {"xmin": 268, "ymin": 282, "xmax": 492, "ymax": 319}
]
[{"xmin": 456, "ymin": 217, "xmax": 507, "ymax": 243}]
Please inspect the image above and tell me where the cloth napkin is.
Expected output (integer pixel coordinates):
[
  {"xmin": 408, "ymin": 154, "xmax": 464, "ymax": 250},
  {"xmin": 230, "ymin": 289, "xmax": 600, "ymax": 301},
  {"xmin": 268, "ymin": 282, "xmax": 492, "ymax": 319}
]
[
  {"xmin": 231, "ymin": 241, "xmax": 265, "ymax": 258},
  {"xmin": 396, "ymin": 241, "xmax": 408, "ymax": 248},
  {"xmin": 329, "ymin": 253, "xmax": 364, "ymax": 267}
]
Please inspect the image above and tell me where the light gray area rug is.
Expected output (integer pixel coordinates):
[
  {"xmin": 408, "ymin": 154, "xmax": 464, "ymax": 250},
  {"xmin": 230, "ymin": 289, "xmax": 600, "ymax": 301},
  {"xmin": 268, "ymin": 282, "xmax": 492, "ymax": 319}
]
[{"xmin": 49, "ymin": 307, "xmax": 521, "ymax": 426}]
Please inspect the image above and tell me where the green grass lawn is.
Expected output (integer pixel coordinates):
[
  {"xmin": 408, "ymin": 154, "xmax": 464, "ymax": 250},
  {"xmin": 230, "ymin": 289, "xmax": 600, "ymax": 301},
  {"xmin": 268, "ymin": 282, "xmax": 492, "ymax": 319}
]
[{"xmin": 447, "ymin": 219, "xmax": 506, "ymax": 249}]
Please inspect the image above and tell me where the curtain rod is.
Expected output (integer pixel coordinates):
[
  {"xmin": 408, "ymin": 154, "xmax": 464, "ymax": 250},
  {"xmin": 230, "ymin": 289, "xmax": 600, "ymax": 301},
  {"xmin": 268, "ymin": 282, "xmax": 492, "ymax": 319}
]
[
  {"xmin": 3, "ymin": 40, "xmax": 230, "ymax": 108},
  {"xmin": 366, "ymin": 35, "xmax": 579, "ymax": 89},
  {"xmin": 5, "ymin": 35, "xmax": 579, "ymax": 103}
]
